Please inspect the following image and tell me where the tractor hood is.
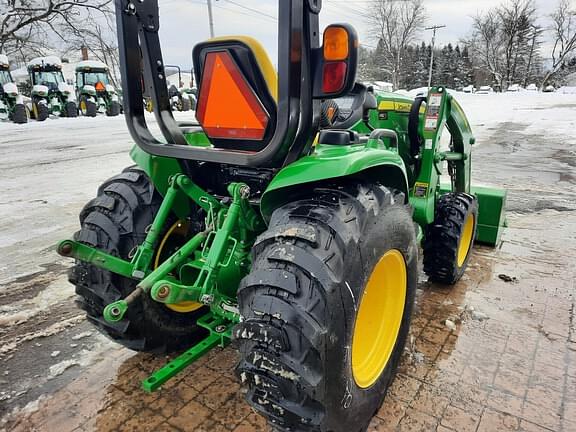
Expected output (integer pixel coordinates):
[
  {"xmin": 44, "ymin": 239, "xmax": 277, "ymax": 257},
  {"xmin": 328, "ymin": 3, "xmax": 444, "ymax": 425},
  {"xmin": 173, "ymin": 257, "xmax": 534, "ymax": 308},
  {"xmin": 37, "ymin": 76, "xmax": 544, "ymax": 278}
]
[
  {"xmin": 82, "ymin": 85, "xmax": 96, "ymax": 95},
  {"xmin": 32, "ymin": 84, "xmax": 49, "ymax": 96},
  {"xmin": 2, "ymin": 82, "xmax": 18, "ymax": 96},
  {"xmin": 58, "ymin": 82, "xmax": 74, "ymax": 94}
]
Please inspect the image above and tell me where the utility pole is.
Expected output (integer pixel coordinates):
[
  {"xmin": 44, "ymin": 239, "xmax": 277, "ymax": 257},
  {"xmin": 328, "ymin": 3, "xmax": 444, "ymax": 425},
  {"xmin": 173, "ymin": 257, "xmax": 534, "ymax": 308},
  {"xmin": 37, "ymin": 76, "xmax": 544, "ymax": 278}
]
[
  {"xmin": 207, "ymin": 0, "xmax": 215, "ymax": 38},
  {"xmin": 426, "ymin": 25, "xmax": 446, "ymax": 89}
]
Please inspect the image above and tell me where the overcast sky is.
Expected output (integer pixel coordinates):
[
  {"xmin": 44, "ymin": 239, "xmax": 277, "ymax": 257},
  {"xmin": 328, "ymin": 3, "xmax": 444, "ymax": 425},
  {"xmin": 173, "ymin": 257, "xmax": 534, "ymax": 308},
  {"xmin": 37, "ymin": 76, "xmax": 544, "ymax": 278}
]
[{"xmin": 157, "ymin": 0, "xmax": 555, "ymax": 70}]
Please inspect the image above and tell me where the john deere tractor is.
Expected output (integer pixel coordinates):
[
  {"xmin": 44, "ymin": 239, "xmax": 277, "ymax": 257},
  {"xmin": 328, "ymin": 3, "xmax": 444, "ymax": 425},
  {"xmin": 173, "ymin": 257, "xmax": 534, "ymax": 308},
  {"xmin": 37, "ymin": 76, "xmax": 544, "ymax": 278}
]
[
  {"xmin": 58, "ymin": 1, "xmax": 506, "ymax": 430},
  {"xmin": 165, "ymin": 65, "xmax": 192, "ymax": 112},
  {"xmin": 27, "ymin": 56, "xmax": 77, "ymax": 120},
  {"xmin": 0, "ymin": 54, "xmax": 27, "ymax": 124},
  {"xmin": 75, "ymin": 60, "xmax": 121, "ymax": 117}
]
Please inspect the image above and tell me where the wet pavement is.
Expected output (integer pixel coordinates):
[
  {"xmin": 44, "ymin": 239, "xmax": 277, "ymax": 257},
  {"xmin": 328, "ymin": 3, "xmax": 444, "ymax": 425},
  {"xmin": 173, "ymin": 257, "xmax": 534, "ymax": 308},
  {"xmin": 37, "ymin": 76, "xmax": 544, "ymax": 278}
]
[{"xmin": 1, "ymin": 93, "xmax": 575, "ymax": 431}]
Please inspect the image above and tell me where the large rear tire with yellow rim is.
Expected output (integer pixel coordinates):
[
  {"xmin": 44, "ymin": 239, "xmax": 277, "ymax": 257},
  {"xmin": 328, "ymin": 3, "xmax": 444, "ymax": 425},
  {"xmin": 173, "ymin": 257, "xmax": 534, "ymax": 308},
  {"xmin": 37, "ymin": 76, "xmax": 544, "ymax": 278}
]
[
  {"xmin": 423, "ymin": 192, "xmax": 478, "ymax": 284},
  {"xmin": 235, "ymin": 182, "xmax": 418, "ymax": 432},
  {"xmin": 69, "ymin": 166, "xmax": 207, "ymax": 352}
]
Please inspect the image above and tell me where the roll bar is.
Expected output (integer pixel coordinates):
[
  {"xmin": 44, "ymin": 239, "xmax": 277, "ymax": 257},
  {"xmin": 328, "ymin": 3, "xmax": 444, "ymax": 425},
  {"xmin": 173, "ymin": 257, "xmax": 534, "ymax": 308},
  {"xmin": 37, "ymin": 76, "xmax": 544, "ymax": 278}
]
[{"xmin": 114, "ymin": 0, "xmax": 322, "ymax": 168}]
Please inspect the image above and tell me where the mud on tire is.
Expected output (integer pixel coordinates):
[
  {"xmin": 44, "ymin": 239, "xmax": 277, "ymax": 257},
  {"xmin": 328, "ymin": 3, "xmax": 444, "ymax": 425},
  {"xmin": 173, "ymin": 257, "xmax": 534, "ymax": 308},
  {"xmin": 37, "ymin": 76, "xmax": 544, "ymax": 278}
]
[
  {"xmin": 69, "ymin": 167, "xmax": 206, "ymax": 352},
  {"xmin": 235, "ymin": 183, "xmax": 418, "ymax": 432},
  {"xmin": 423, "ymin": 192, "xmax": 478, "ymax": 284}
]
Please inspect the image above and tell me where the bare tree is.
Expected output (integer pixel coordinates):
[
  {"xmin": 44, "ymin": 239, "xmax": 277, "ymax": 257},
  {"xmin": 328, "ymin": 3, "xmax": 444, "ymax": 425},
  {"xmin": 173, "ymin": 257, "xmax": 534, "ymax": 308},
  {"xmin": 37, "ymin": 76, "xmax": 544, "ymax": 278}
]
[
  {"xmin": 466, "ymin": 0, "xmax": 541, "ymax": 91},
  {"xmin": 366, "ymin": 0, "xmax": 426, "ymax": 90},
  {"xmin": 467, "ymin": 11, "xmax": 503, "ymax": 88},
  {"xmin": 497, "ymin": 0, "xmax": 537, "ymax": 90},
  {"xmin": 542, "ymin": 0, "xmax": 576, "ymax": 87},
  {"xmin": 0, "ymin": 0, "xmax": 110, "ymax": 64},
  {"xmin": 61, "ymin": 4, "xmax": 120, "ymax": 86}
]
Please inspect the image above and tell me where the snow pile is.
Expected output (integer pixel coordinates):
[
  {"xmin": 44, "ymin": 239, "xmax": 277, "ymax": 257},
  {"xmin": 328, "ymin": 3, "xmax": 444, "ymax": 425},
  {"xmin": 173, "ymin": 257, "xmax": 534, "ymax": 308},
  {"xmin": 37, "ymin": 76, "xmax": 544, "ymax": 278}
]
[
  {"xmin": 75, "ymin": 60, "xmax": 108, "ymax": 70},
  {"xmin": 0, "ymin": 276, "xmax": 75, "ymax": 328},
  {"xmin": 27, "ymin": 56, "xmax": 62, "ymax": 69},
  {"xmin": 557, "ymin": 86, "xmax": 576, "ymax": 94}
]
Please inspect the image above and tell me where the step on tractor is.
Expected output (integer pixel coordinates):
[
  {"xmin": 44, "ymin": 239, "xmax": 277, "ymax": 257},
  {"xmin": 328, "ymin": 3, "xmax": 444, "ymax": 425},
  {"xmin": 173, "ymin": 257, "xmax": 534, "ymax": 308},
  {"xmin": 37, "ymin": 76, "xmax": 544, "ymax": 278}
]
[
  {"xmin": 0, "ymin": 54, "xmax": 27, "ymax": 124},
  {"xmin": 164, "ymin": 65, "xmax": 192, "ymax": 112},
  {"xmin": 27, "ymin": 56, "xmax": 77, "ymax": 121},
  {"xmin": 75, "ymin": 60, "xmax": 122, "ymax": 117},
  {"xmin": 57, "ymin": 1, "xmax": 506, "ymax": 430}
]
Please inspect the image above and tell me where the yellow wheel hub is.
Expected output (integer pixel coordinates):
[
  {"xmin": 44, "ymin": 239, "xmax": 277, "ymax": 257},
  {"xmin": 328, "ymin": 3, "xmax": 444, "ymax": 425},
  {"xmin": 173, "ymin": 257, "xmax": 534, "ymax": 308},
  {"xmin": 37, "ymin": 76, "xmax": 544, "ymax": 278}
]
[
  {"xmin": 457, "ymin": 214, "xmax": 475, "ymax": 267},
  {"xmin": 352, "ymin": 249, "xmax": 407, "ymax": 388},
  {"xmin": 154, "ymin": 221, "xmax": 203, "ymax": 313}
]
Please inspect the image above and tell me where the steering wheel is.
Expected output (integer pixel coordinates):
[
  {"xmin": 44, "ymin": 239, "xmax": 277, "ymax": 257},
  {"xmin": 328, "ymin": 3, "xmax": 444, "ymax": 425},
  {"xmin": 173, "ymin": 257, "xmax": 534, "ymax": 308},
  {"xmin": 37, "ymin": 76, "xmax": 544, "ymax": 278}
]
[{"xmin": 408, "ymin": 96, "xmax": 427, "ymax": 160}]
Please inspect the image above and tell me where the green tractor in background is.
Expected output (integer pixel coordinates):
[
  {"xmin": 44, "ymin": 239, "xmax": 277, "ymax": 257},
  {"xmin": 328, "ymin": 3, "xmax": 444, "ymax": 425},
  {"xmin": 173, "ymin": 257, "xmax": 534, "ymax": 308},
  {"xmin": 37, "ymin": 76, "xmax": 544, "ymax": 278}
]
[
  {"xmin": 58, "ymin": 1, "xmax": 506, "ymax": 430},
  {"xmin": 0, "ymin": 54, "xmax": 27, "ymax": 124},
  {"xmin": 165, "ymin": 64, "xmax": 192, "ymax": 112},
  {"xmin": 75, "ymin": 60, "xmax": 121, "ymax": 117},
  {"xmin": 27, "ymin": 56, "xmax": 77, "ymax": 121}
]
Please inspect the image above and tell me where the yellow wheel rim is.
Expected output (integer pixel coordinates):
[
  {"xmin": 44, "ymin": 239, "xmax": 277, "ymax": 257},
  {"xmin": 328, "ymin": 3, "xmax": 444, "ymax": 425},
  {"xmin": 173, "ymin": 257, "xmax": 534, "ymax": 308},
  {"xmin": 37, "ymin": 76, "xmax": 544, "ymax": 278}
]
[
  {"xmin": 352, "ymin": 249, "xmax": 407, "ymax": 388},
  {"xmin": 154, "ymin": 221, "xmax": 203, "ymax": 313},
  {"xmin": 457, "ymin": 214, "xmax": 475, "ymax": 267},
  {"xmin": 80, "ymin": 100, "xmax": 87, "ymax": 113}
]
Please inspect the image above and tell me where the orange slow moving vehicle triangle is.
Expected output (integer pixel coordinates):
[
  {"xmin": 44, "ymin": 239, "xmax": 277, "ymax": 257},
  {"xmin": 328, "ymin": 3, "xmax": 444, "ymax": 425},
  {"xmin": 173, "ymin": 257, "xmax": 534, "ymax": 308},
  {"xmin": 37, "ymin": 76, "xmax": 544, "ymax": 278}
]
[{"xmin": 196, "ymin": 51, "xmax": 269, "ymax": 141}]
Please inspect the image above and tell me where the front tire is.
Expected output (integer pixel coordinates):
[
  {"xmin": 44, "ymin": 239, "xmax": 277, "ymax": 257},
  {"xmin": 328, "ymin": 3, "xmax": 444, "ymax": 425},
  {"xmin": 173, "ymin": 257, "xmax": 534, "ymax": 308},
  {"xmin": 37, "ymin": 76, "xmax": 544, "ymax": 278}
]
[
  {"xmin": 80, "ymin": 97, "xmax": 97, "ymax": 117},
  {"xmin": 11, "ymin": 103, "xmax": 27, "ymax": 124},
  {"xmin": 69, "ymin": 167, "xmax": 207, "ymax": 352},
  {"xmin": 106, "ymin": 100, "xmax": 121, "ymax": 116},
  {"xmin": 423, "ymin": 192, "xmax": 478, "ymax": 284},
  {"xmin": 32, "ymin": 100, "xmax": 48, "ymax": 121},
  {"xmin": 235, "ymin": 183, "xmax": 418, "ymax": 431},
  {"xmin": 65, "ymin": 101, "xmax": 78, "ymax": 118},
  {"xmin": 181, "ymin": 96, "xmax": 191, "ymax": 112}
]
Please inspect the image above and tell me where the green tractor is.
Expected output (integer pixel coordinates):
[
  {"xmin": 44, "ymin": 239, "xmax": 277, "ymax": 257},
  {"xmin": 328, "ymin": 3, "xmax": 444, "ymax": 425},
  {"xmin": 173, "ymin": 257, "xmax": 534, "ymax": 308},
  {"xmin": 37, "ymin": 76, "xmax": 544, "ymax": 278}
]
[
  {"xmin": 27, "ymin": 56, "xmax": 77, "ymax": 121},
  {"xmin": 57, "ymin": 1, "xmax": 506, "ymax": 430},
  {"xmin": 75, "ymin": 60, "xmax": 122, "ymax": 117},
  {"xmin": 0, "ymin": 54, "xmax": 27, "ymax": 124},
  {"xmin": 165, "ymin": 64, "xmax": 192, "ymax": 112}
]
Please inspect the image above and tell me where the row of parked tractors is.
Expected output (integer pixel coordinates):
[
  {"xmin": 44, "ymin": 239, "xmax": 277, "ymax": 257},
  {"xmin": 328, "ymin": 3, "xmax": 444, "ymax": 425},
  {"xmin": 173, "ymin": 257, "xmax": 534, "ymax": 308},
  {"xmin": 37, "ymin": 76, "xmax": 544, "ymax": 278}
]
[
  {"xmin": 144, "ymin": 65, "xmax": 197, "ymax": 114},
  {"xmin": 0, "ymin": 55, "xmax": 124, "ymax": 123}
]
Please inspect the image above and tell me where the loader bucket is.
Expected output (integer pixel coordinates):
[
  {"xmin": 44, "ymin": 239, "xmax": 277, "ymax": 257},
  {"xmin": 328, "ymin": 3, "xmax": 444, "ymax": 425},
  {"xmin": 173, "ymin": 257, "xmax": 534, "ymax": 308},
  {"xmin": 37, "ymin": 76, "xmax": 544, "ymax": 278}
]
[{"xmin": 439, "ymin": 184, "xmax": 507, "ymax": 246}]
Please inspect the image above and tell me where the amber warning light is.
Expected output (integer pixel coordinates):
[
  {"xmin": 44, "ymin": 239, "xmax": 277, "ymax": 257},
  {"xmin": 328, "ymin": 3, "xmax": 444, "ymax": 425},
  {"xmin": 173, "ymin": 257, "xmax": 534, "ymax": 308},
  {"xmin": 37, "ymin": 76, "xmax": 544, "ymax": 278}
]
[{"xmin": 196, "ymin": 51, "xmax": 269, "ymax": 140}]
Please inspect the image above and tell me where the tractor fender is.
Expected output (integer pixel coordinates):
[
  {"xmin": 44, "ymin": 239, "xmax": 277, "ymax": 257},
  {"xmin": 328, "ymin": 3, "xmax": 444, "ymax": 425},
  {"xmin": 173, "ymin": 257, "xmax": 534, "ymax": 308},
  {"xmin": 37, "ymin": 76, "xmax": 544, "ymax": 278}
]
[{"xmin": 261, "ymin": 144, "xmax": 409, "ymax": 221}]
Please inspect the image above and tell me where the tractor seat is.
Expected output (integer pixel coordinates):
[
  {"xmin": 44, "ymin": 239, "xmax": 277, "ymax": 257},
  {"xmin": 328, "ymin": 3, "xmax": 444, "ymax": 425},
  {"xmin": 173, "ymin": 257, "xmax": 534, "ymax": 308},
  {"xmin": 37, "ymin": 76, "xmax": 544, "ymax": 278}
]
[{"xmin": 193, "ymin": 36, "xmax": 278, "ymax": 152}]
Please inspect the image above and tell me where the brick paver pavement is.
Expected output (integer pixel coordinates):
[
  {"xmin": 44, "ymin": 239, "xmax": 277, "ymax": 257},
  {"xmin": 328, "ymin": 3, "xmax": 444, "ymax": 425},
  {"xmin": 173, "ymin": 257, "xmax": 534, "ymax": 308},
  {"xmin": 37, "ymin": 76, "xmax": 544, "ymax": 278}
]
[{"xmin": 3, "ymin": 210, "xmax": 575, "ymax": 432}]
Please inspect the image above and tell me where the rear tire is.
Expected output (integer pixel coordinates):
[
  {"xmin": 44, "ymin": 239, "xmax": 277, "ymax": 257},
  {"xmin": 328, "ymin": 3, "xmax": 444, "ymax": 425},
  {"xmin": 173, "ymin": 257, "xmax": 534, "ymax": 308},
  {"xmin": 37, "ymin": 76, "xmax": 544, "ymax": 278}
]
[
  {"xmin": 181, "ymin": 96, "xmax": 191, "ymax": 112},
  {"xmin": 12, "ymin": 103, "xmax": 27, "ymax": 124},
  {"xmin": 106, "ymin": 100, "xmax": 121, "ymax": 117},
  {"xmin": 423, "ymin": 192, "xmax": 478, "ymax": 284},
  {"xmin": 33, "ymin": 100, "xmax": 48, "ymax": 121},
  {"xmin": 235, "ymin": 183, "xmax": 418, "ymax": 431},
  {"xmin": 69, "ymin": 167, "xmax": 207, "ymax": 352}
]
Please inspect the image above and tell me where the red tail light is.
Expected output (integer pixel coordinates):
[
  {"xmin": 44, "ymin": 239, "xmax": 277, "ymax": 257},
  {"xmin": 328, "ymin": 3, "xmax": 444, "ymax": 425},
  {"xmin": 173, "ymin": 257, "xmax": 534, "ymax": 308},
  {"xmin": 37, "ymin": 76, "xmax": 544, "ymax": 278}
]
[{"xmin": 322, "ymin": 62, "xmax": 347, "ymax": 94}]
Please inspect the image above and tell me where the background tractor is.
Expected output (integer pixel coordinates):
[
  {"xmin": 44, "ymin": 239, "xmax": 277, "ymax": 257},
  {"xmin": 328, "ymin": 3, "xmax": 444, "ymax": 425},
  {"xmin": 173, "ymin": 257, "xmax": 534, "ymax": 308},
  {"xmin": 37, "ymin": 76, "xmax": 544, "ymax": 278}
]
[
  {"xmin": 165, "ymin": 65, "xmax": 192, "ymax": 112},
  {"xmin": 27, "ymin": 56, "xmax": 77, "ymax": 120},
  {"xmin": 57, "ymin": 1, "xmax": 506, "ymax": 431},
  {"xmin": 0, "ymin": 54, "xmax": 27, "ymax": 124},
  {"xmin": 75, "ymin": 60, "xmax": 121, "ymax": 117}
]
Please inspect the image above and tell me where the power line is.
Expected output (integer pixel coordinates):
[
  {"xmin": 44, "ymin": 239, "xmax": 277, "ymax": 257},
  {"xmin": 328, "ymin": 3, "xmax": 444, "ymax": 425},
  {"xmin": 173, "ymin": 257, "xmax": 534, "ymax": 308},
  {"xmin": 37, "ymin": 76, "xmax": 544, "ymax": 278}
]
[
  {"xmin": 425, "ymin": 25, "xmax": 446, "ymax": 89},
  {"xmin": 220, "ymin": 0, "xmax": 278, "ymax": 21}
]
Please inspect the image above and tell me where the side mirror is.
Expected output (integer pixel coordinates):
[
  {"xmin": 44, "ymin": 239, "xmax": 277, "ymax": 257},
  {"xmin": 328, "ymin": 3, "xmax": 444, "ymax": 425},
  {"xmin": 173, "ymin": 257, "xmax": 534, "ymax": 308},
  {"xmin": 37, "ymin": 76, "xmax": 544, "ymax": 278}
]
[{"xmin": 313, "ymin": 24, "xmax": 358, "ymax": 99}]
